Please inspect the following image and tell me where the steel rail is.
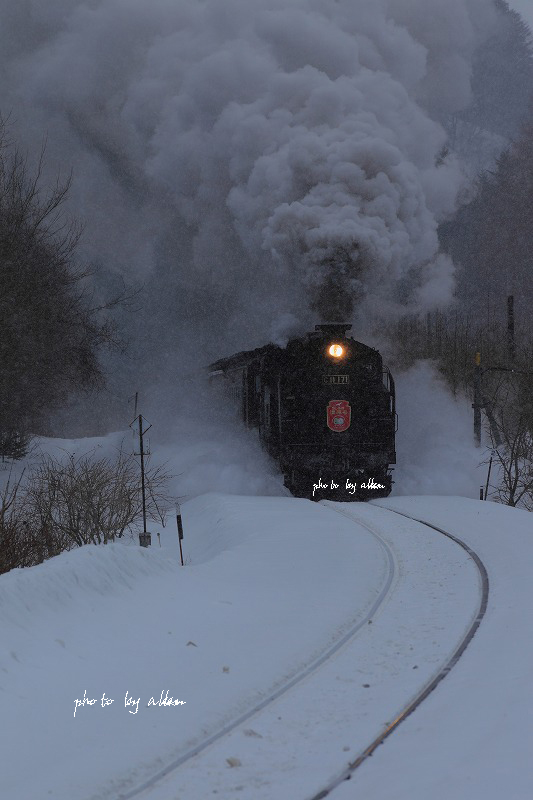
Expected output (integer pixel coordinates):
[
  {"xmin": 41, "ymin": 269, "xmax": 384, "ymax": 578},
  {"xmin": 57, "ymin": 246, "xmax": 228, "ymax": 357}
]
[
  {"xmin": 308, "ymin": 505, "xmax": 490, "ymax": 800},
  {"xmin": 114, "ymin": 514, "xmax": 397, "ymax": 800}
]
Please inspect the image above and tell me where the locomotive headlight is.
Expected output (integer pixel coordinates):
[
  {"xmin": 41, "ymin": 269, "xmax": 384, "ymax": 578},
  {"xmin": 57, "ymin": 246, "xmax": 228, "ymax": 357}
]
[{"xmin": 328, "ymin": 343, "xmax": 344, "ymax": 358}]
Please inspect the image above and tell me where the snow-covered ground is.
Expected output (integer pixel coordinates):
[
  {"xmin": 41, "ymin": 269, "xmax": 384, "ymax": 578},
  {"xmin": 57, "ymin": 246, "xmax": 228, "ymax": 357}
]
[{"xmin": 2, "ymin": 489, "xmax": 532, "ymax": 800}]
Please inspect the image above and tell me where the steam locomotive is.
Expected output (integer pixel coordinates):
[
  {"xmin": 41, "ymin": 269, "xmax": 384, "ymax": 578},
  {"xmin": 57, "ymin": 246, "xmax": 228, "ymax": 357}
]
[{"xmin": 209, "ymin": 323, "xmax": 396, "ymax": 500}]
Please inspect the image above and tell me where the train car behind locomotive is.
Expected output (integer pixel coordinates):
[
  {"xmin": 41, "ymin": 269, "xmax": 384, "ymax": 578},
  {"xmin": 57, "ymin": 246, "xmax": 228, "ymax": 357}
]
[{"xmin": 209, "ymin": 323, "xmax": 396, "ymax": 500}]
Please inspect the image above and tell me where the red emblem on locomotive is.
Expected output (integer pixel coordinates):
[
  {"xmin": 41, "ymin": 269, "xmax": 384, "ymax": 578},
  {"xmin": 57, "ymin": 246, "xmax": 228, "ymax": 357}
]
[{"xmin": 327, "ymin": 400, "xmax": 351, "ymax": 432}]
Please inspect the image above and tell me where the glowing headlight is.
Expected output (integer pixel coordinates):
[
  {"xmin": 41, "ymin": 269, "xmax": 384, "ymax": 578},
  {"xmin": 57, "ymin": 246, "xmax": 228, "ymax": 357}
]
[{"xmin": 328, "ymin": 343, "xmax": 344, "ymax": 358}]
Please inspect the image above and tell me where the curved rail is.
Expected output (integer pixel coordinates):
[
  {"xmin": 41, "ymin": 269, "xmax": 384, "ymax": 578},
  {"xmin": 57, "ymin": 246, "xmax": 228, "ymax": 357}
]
[
  {"xmin": 308, "ymin": 505, "xmax": 490, "ymax": 800},
  {"xmin": 116, "ymin": 515, "xmax": 398, "ymax": 800}
]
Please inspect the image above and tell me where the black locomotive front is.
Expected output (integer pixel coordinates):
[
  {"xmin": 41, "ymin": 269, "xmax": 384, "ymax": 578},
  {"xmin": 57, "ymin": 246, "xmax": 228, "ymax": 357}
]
[{"xmin": 209, "ymin": 323, "xmax": 396, "ymax": 501}]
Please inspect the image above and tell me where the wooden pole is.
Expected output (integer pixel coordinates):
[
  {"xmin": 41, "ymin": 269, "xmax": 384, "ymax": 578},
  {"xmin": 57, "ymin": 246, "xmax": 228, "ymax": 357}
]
[
  {"xmin": 484, "ymin": 455, "xmax": 493, "ymax": 501},
  {"xmin": 139, "ymin": 414, "xmax": 148, "ymax": 539},
  {"xmin": 507, "ymin": 295, "xmax": 515, "ymax": 364},
  {"xmin": 130, "ymin": 409, "xmax": 152, "ymax": 547},
  {"xmin": 176, "ymin": 504, "xmax": 184, "ymax": 566},
  {"xmin": 473, "ymin": 352, "xmax": 482, "ymax": 447}
]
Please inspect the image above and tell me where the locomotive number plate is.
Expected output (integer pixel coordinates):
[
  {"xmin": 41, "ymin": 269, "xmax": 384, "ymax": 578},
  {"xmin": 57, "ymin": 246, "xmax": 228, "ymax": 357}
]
[{"xmin": 323, "ymin": 375, "xmax": 350, "ymax": 385}]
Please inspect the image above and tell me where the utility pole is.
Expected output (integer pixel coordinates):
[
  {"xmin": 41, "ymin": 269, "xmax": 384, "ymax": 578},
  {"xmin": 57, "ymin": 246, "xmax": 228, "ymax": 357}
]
[
  {"xmin": 507, "ymin": 294, "xmax": 515, "ymax": 364},
  {"xmin": 130, "ymin": 409, "xmax": 152, "ymax": 547},
  {"xmin": 473, "ymin": 352, "xmax": 482, "ymax": 447}
]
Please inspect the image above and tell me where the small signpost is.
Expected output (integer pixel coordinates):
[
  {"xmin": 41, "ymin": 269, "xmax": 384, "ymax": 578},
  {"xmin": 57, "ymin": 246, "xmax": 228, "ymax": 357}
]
[{"xmin": 176, "ymin": 503, "xmax": 184, "ymax": 566}]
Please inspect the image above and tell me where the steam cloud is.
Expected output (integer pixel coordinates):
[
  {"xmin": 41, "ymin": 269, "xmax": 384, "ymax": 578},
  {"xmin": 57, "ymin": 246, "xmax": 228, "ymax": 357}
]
[{"xmin": 0, "ymin": 0, "xmax": 495, "ymax": 355}]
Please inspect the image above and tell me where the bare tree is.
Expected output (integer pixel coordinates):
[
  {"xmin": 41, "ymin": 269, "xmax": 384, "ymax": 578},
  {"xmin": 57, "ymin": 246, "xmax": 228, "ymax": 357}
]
[
  {"xmin": 23, "ymin": 450, "xmax": 173, "ymax": 548},
  {"xmin": 0, "ymin": 118, "xmax": 132, "ymax": 455},
  {"xmin": 483, "ymin": 375, "xmax": 533, "ymax": 509},
  {"xmin": 0, "ymin": 467, "xmax": 32, "ymax": 573},
  {"xmin": 0, "ymin": 449, "xmax": 173, "ymax": 574}
]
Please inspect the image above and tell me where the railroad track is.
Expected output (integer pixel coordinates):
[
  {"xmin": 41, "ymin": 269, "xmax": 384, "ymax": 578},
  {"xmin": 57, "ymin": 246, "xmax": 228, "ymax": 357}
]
[
  {"xmin": 113, "ymin": 502, "xmax": 488, "ymax": 800},
  {"xmin": 115, "ymin": 509, "xmax": 398, "ymax": 800},
  {"xmin": 307, "ymin": 502, "xmax": 490, "ymax": 800}
]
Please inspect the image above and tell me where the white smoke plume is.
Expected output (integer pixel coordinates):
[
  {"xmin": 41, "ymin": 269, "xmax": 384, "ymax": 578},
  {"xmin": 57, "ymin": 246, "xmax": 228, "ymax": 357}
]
[
  {"xmin": 0, "ymin": 0, "xmax": 495, "ymax": 357},
  {"xmin": 392, "ymin": 361, "xmax": 482, "ymax": 498}
]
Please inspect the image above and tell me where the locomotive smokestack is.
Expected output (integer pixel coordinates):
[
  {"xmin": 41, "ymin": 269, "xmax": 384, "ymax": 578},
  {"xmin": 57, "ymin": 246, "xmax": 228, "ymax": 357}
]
[
  {"xmin": 315, "ymin": 323, "xmax": 352, "ymax": 337},
  {"xmin": 309, "ymin": 246, "xmax": 365, "ymax": 325}
]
